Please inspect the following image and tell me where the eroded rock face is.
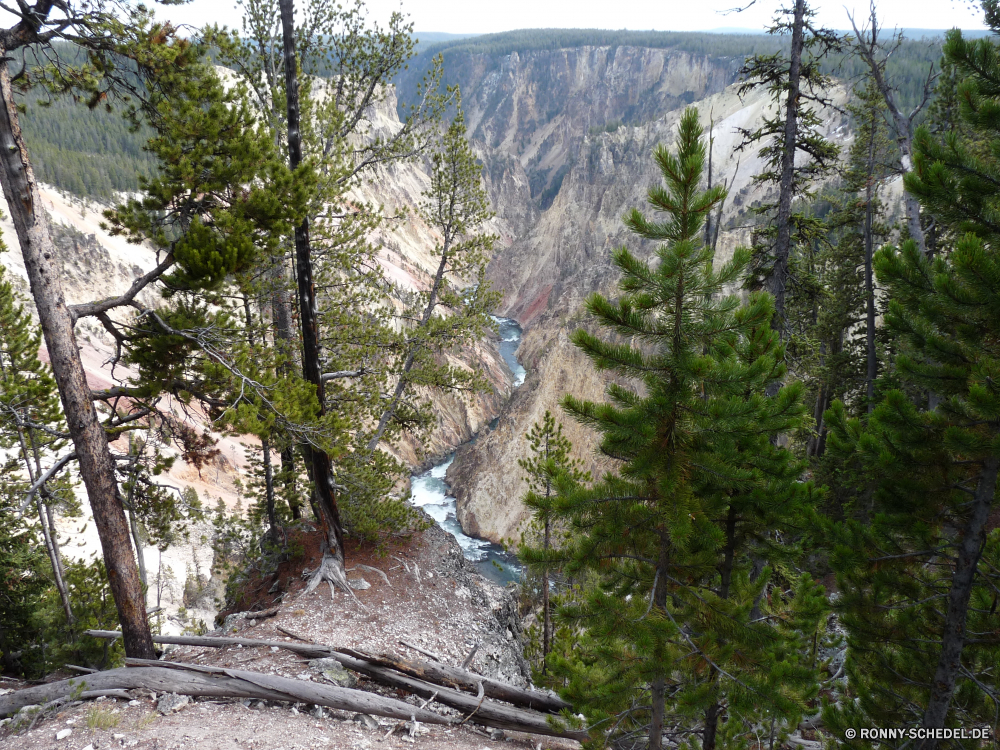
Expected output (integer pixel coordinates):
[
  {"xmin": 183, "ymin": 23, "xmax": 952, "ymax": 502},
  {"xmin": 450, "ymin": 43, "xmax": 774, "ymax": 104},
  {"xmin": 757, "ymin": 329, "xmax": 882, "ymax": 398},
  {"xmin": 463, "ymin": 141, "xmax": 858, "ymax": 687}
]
[{"xmin": 448, "ymin": 69, "xmax": 851, "ymax": 543}]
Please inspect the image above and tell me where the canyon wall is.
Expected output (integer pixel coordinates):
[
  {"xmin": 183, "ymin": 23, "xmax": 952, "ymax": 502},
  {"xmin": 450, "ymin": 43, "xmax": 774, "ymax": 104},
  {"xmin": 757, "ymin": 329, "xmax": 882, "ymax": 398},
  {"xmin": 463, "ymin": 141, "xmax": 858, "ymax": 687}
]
[{"xmin": 423, "ymin": 44, "xmax": 852, "ymax": 543}]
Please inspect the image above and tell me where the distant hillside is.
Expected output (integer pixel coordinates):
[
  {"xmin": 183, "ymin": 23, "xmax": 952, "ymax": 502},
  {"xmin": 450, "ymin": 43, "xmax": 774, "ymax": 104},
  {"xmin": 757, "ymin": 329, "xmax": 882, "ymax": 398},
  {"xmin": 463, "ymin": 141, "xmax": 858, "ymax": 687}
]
[
  {"xmin": 408, "ymin": 28, "xmax": 788, "ymax": 59},
  {"xmin": 396, "ymin": 27, "xmax": 945, "ymax": 124},
  {"xmin": 19, "ymin": 89, "xmax": 157, "ymax": 202},
  {"xmin": 7, "ymin": 27, "xmax": 953, "ymax": 203}
]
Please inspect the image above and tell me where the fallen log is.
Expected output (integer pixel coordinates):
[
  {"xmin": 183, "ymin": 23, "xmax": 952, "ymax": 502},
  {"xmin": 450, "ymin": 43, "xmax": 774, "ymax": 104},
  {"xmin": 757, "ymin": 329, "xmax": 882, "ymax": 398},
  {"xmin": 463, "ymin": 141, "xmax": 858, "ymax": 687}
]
[
  {"xmin": 0, "ymin": 663, "xmax": 451, "ymax": 723},
  {"xmin": 85, "ymin": 630, "xmax": 570, "ymax": 714},
  {"xmin": 343, "ymin": 647, "xmax": 570, "ymax": 714},
  {"xmin": 85, "ymin": 629, "xmax": 331, "ymax": 659},
  {"xmin": 328, "ymin": 650, "xmax": 587, "ymax": 741},
  {"xmin": 83, "ymin": 631, "xmax": 585, "ymax": 740}
]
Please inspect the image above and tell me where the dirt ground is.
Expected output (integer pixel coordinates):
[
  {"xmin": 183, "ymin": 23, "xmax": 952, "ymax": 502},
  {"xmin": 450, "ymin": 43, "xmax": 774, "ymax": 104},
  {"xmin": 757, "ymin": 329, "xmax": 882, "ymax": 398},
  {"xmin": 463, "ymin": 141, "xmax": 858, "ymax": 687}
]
[{"xmin": 0, "ymin": 522, "xmax": 578, "ymax": 750}]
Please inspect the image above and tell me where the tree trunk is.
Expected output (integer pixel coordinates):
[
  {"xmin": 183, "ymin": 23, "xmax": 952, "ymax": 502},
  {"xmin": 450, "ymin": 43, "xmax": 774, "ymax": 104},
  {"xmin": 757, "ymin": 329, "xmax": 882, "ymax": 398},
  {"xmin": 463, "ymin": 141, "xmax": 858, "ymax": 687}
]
[
  {"xmin": 849, "ymin": 8, "xmax": 927, "ymax": 256},
  {"xmin": 128, "ymin": 508, "xmax": 147, "ymax": 589},
  {"xmin": 270, "ymin": 251, "xmax": 301, "ymax": 517},
  {"xmin": 703, "ymin": 506, "xmax": 737, "ymax": 750},
  {"xmin": 648, "ymin": 537, "xmax": 670, "ymax": 750},
  {"xmin": 808, "ymin": 376, "xmax": 828, "ymax": 458},
  {"xmin": 704, "ymin": 114, "xmax": 714, "ymax": 249},
  {"xmin": 0, "ymin": 664, "xmax": 453, "ymax": 725},
  {"xmin": 768, "ymin": 0, "xmax": 806, "ymax": 336},
  {"xmin": 17, "ymin": 424, "xmax": 74, "ymax": 623},
  {"xmin": 278, "ymin": 0, "xmax": 345, "ymax": 562},
  {"xmin": 281, "ymin": 447, "xmax": 301, "ymax": 519},
  {"xmin": 542, "ymin": 516, "xmax": 551, "ymax": 667},
  {"xmin": 366, "ymin": 239, "xmax": 452, "ymax": 454},
  {"xmin": 918, "ymin": 456, "xmax": 999, "ymax": 748},
  {"xmin": 894, "ymin": 125, "xmax": 927, "ymax": 255},
  {"xmin": 86, "ymin": 630, "xmax": 572, "ymax": 714},
  {"xmin": 38, "ymin": 497, "xmax": 74, "ymax": 624},
  {"xmin": 0, "ymin": 52, "xmax": 153, "ymax": 659}
]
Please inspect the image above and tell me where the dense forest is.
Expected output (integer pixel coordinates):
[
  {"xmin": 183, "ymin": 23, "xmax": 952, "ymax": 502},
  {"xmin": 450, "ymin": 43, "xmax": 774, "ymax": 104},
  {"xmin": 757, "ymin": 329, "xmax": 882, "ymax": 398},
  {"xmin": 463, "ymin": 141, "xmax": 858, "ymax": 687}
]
[{"xmin": 1, "ymin": 0, "xmax": 1000, "ymax": 749}]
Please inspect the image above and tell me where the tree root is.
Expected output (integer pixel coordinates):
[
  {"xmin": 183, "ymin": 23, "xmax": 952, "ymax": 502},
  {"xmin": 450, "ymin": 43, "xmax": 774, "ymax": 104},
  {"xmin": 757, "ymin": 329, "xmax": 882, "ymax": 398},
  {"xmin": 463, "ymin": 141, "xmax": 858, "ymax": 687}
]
[{"xmin": 304, "ymin": 552, "xmax": 364, "ymax": 608}]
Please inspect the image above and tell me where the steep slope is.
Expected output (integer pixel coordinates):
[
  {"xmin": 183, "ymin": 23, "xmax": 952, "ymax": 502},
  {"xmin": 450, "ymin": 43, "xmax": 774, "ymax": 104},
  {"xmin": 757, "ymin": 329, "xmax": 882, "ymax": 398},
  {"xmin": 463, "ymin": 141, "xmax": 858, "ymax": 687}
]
[
  {"xmin": 449, "ymin": 81, "xmax": 851, "ymax": 544},
  {"xmin": 0, "ymin": 84, "xmax": 517, "ymax": 631}
]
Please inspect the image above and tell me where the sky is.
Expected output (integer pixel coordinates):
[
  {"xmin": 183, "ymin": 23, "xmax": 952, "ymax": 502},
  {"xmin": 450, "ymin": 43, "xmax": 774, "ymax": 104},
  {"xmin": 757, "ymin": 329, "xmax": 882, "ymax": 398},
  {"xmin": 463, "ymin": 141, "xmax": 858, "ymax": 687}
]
[{"xmin": 154, "ymin": 0, "xmax": 988, "ymax": 37}]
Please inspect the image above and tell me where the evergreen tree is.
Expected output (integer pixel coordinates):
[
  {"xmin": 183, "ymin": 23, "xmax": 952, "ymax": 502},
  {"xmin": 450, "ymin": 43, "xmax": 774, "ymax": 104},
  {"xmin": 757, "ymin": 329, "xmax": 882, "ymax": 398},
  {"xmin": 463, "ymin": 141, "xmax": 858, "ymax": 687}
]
[
  {"xmin": 0, "ymin": 262, "xmax": 76, "ymax": 627},
  {"xmin": 548, "ymin": 108, "xmax": 816, "ymax": 750},
  {"xmin": 803, "ymin": 76, "xmax": 894, "ymax": 462},
  {"xmin": 366, "ymin": 105, "xmax": 500, "ymax": 452},
  {"xmin": 823, "ymin": 24, "xmax": 1000, "ymax": 746},
  {"xmin": 0, "ymin": 479, "xmax": 48, "ymax": 676},
  {"xmin": 736, "ymin": 0, "xmax": 841, "ymax": 338},
  {"xmin": 517, "ymin": 411, "xmax": 588, "ymax": 671}
]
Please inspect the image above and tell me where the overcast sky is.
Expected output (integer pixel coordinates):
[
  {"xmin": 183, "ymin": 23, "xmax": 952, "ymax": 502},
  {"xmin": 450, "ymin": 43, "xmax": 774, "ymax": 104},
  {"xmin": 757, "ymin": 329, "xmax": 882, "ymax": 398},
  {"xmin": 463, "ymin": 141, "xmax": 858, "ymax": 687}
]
[{"xmin": 155, "ymin": 0, "xmax": 987, "ymax": 36}]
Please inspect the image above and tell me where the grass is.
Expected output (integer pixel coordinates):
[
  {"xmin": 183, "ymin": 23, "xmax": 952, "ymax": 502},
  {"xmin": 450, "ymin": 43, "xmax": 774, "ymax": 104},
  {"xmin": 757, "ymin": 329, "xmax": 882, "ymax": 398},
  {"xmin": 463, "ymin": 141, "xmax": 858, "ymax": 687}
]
[
  {"xmin": 85, "ymin": 704, "xmax": 120, "ymax": 730},
  {"xmin": 133, "ymin": 711, "xmax": 157, "ymax": 731}
]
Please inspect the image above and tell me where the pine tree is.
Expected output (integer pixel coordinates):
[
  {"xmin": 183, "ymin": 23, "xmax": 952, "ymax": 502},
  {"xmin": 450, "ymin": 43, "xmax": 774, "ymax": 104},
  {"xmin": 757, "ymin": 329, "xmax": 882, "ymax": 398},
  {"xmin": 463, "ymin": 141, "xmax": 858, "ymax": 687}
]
[
  {"xmin": 0, "ymin": 262, "xmax": 76, "ymax": 627},
  {"xmin": 803, "ymin": 76, "xmax": 894, "ymax": 463},
  {"xmin": 0, "ymin": 476, "xmax": 48, "ymax": 676},
  {"xmin": 517, "ymin": 411, "xmax": 588, "ymax": 672},
  {"xmin": 549, "ymin": 108, "xmax": 816, "ymax": 750},
  {"xmin": 736, "ymin": 0, "xmax": 841, "ymax": 338},
  {"xmin": 822, "ymin": 25, "xmax": 1000, "ymax": 746},
  {"xmin": 366, "ymin": 105, "xmax": 500, "ymax": 453}
]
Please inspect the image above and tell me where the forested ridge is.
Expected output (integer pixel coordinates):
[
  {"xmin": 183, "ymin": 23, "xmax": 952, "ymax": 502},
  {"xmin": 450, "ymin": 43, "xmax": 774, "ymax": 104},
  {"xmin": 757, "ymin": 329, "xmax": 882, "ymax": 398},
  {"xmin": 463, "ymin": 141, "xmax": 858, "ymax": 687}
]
[
  {"xmin": 1, "ymin": 1, "xmax": 1000, "ymax": 750},
  {"xmin": 14, "ymin": 29, "xmax": 952, "ymax": 203}
]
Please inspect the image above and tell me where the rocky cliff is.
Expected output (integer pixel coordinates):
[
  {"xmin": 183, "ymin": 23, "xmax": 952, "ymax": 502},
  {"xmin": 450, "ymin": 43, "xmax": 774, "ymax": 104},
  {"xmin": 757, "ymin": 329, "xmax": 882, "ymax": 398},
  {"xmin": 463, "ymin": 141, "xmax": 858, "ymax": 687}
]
[{"xmin": 442, "ymin": 55, "xmax": 851, "ymax": 543}]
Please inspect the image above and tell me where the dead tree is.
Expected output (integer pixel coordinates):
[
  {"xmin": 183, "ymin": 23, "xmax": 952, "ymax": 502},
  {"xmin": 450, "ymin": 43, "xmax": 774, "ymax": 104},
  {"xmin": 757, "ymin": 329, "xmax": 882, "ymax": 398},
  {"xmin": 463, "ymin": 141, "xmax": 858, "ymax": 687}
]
[{"xmin": 848, "ymin": 1, "xmax": 936, "ymax": 256}]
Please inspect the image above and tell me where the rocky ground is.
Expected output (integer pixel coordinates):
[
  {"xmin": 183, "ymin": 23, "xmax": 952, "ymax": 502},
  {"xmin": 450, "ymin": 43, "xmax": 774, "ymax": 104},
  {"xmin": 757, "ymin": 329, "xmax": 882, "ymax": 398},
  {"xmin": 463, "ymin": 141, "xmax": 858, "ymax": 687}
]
[{"xmin": 0, "ymin": 521, "xmax": 575, "ymax": 750}]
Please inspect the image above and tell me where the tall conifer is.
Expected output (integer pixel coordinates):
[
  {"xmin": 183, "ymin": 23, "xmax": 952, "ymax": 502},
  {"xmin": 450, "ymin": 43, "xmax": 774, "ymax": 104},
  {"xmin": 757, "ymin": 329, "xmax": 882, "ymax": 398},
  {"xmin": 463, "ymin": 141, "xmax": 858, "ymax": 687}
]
[
  {"xmin": 549, "ymin": 109, "xmax": 816, "ymax": 750},
  {"xmin": 823, "ymin": 23, "xmax": 1000, "ymax": 746}
]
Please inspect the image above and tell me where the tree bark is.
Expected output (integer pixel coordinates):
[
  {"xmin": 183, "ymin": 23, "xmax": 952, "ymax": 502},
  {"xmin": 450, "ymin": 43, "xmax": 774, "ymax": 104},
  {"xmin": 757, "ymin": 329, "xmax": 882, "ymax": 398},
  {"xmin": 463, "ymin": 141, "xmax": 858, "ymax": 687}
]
[
  {"xmin": 128, "ymin": 508, "xmax": 147, "ymax": 589},
  {"xmin": 768, "ymin": 0, "xmax": 806, "ymax": 336},
  {"xmin": 918, "ymin": 456, "xmax": 999, "ymax": 748},
  {"xmin": 278, "ymin": 0, "xmax": 345, "ymax": 562},
  {"xmin": 542, "ymin": 515, "xmax": 551, "ymax": 666},
  {"xmin": 0, "ymin": 46, "xmax": 153, "ymax": 658}
]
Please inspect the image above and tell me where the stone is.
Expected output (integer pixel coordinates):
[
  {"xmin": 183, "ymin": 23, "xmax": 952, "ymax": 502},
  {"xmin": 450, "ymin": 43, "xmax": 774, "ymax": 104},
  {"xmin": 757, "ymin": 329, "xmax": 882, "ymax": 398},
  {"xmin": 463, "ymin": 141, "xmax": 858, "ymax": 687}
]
[
  {"xmin": 81, "ymin": 745, "xmax": 95, "ymax": 750},
  {"xmin": 56, "ymin": 728, "xmax": 72, "ymax": 740},
  {"xmin": 310, "ymin": 705, "xmax": 326, "ymax": 719},
  {"xmin": 222, "ymin": 612, "xmax": 247, "ymax": 632},
  {"xmin": 113, "ymin": 734, "xmax": 126, "ymax": 740},
  {"xmin": 352, "ymin": 713, "xmax": 380, "ymax": 730},
  {"xmin": 347, "ymin": 577, "xmax": 371, "ymax": 590},
  {"xmin": 489, "ymin": 729, "xmax": 506, "ymax": 741},
  {"xmin": 156, "ymin": 693, "xmax": 190, "ymax": 714},
  {"xmin": 308, "ymin": 658, "xmax": 357, "ymax": 688}
]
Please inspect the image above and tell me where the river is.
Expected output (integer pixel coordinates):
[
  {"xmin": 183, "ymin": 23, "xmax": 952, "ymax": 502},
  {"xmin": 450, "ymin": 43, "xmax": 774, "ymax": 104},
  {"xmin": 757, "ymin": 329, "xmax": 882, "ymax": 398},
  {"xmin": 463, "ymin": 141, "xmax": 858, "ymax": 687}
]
[{"xmin": 408, "ymin": 317, "xmax": 525, "ymax": 586}]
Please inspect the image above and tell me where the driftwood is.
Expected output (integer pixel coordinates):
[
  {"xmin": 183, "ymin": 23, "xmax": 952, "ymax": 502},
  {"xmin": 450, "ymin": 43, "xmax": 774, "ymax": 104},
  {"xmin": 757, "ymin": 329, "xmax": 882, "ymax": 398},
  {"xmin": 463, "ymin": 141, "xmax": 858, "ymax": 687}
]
[
  {"xmin": 83, "ymin": 631, "xmax": 583, "ymax": 740},
  {"xmin": 86, "ymin": 630, "xmax": 569, "ymax": 714},
  {"xmin": 0, "ymin": 663, "xmax": 451, "ymax": 722},
  {"xmin": 344, "ymin": 647, "xmax": 571, "ymax": 714}
]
